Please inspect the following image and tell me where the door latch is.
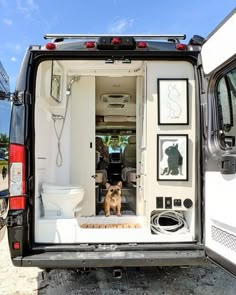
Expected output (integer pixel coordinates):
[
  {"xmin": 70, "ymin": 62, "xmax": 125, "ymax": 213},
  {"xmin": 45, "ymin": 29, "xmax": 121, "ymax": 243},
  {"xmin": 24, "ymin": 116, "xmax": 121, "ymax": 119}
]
[{"xmin": 221, "ymin": 155, "xmax": 236, "ymax": 174}]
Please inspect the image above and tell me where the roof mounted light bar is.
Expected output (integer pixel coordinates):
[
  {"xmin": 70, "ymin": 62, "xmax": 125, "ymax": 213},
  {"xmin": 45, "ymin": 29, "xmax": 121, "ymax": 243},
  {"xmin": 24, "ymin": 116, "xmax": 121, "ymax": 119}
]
[{"xmin": 44, "ymin": 34, "xmax": 186, "ymax": 43}]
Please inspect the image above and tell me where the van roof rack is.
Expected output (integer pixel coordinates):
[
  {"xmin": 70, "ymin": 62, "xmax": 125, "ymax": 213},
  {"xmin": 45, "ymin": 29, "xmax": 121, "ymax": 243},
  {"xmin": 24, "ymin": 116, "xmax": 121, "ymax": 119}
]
[{"xmin": 44, "ymin": 34, "xmax": 186, "ymax": 43}]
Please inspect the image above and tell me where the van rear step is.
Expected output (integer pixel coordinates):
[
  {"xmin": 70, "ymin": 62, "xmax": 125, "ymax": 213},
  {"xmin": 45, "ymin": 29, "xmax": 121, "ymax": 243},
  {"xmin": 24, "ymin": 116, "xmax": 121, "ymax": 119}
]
[{"xmin": 13, "ymin": 250, "xmax": 207, "ymax": 268}]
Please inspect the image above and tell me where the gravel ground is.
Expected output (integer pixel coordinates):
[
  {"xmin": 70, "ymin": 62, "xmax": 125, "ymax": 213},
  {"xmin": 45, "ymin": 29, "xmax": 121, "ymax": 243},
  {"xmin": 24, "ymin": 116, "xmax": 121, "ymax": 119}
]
[{"xmin": 0, "ymin": 231, "xmax": 235, "ymax": 295}]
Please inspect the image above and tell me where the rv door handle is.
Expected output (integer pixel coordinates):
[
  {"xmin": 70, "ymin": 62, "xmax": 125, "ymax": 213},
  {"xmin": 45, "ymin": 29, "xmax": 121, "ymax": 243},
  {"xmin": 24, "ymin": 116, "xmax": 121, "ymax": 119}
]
[
  {"xmin": 221, "ymin": 155, "xmax": 236, "ymax": 174},
  {"xmin": 91, "ymin": 175, "xmax": 97, "ymax": 179}
]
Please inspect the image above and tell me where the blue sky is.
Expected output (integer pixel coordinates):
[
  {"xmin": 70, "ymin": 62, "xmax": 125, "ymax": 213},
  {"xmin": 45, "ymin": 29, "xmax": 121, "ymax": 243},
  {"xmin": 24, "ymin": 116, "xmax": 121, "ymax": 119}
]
[{"xmin": 0, "ymin": 0, "xmax": 235, "ymax": 90}]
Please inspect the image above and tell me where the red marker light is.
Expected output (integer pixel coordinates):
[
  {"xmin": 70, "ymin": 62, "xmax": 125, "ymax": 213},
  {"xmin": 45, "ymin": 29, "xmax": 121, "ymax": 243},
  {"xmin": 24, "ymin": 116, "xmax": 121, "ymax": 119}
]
[
  {"xmin": 13, "ymin": 242, "xmax": 21, "ymax": 250},
  {"xmin": 111, "ymin": 37, "xmax": 122, "ymax": 44},
  {"xmin": 176, "ymin": 43, "xmax": 187, "ymax": 50},
  {"xmin": 84, "ymin": 41, "xmax": 95, "ymax": 48},
  {"xmin": 137, "ymin": 41, "xmax": 148, "ymax": 48},
  {"xmin": 45, "ymin": 42, "xmax": 56, "ymax": 50}
]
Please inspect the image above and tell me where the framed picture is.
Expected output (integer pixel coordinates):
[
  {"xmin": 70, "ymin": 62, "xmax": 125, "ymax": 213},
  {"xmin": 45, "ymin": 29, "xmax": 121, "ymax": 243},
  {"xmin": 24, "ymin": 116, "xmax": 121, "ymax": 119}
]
[
  {"xmin": 157, "ymin": 134, "xmax": 188, "ymax": 181},
  {"xmin": 157, "ymin": 78, "xmax": 189, "ymax": 125}
]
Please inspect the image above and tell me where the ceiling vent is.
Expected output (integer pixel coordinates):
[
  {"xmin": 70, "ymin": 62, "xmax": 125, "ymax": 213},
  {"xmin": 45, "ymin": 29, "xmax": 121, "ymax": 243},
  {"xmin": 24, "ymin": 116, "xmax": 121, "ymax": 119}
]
[{"xmin": 101, "ymin": 94, "xmax": 131, "ymax": 104}]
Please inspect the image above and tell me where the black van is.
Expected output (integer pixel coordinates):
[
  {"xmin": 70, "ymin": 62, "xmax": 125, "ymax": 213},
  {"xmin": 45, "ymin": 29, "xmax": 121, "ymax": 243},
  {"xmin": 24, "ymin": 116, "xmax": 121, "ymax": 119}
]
[{"xmin": 0, "ymin": 9, "xmax": 236, "ymax": 277}]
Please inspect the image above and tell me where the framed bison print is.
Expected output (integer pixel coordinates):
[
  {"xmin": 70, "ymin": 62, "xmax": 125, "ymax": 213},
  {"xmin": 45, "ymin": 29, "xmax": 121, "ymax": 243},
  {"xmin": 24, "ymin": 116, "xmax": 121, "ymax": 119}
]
[
  {"xmin": 157, "ymin": 78, "xmax": 189, "ymax": 125},
  {"xmin": 157, "ymin": 134, "xmax": 188, "ymax": 181}
]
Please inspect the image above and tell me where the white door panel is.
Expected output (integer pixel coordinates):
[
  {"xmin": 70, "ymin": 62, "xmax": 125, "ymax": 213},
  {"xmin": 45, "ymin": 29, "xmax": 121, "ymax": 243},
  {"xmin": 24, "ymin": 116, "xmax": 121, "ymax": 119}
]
[
  {"xmin": 145, "ymin": 61, "xmax": 196, "ymax": 234},
  {"xmin": 205, "ymin": 172, "xmax": 236, "ymax": 264},
  {"xmin": 71, "ymin": 77, "xmax": 95, "ymax": 216},
  {"xmin": 136, "ymin": 75, "xmax": 146, "ymax": 215},
  {"xmin": 201, "ymin": 9, "xmax": 236, "ymax": 75},
  {"xmin": 202, "ymin": 8, "xmax": 236, "ymax": 276}
]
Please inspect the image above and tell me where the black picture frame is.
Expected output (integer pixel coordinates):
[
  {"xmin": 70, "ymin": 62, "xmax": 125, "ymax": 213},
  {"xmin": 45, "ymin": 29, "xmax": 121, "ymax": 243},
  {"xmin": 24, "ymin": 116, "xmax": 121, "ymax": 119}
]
[
  {"xmin": 157, "ymin": 78, "xmax": 189, "ymax": 125},
  {"xmin": 157, "ymin": 134, "xmax": 188, "ymax": 181}
]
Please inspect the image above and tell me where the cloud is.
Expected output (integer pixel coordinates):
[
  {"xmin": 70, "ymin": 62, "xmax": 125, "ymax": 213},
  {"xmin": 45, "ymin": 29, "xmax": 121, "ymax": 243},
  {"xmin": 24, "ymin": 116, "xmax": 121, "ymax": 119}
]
[
  {"xmin": 3, "ymin": 18, "xmax": 13, "ymax": 26},
  {"xmin": 11, "ymin": 57, "xmax": 17, "ymax": 62},
  {"xmin": 15, "ymin": 44, "xmax": 21, "ymax": 51},
  {"xmin": 0, "ymin": 42, "xmax": 22, "ymax": 53},
  {"xmin": 108, "ymin": 18, "xmax": 134, "ymax": 34},
  {"xmin": 16, "ymin": 0, "xmax": 39, "ymax": 18}
]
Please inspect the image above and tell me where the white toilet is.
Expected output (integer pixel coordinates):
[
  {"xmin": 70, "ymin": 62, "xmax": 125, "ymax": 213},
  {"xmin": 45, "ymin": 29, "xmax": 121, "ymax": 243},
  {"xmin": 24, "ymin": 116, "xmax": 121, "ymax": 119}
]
[{"xmin": 41, "ymin": 183, "xmax": 85, "ymax": 218}]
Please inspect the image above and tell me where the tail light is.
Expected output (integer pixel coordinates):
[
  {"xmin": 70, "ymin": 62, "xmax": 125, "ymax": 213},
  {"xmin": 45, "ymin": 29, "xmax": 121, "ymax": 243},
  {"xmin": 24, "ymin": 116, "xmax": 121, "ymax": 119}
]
[{"xmin": 9, "ymin": 144, "xmax": 26, "ymax": 209}]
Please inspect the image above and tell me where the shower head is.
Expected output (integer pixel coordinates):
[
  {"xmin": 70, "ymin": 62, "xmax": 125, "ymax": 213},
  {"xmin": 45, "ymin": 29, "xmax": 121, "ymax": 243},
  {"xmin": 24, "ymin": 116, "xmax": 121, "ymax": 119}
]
[
  {"xmin": 69, "ymin": 76, "xmax": 80, "ymax": 86},
  {"xmin": 67, "ymin": 76, "xmax": 80, "ymax": 95}
]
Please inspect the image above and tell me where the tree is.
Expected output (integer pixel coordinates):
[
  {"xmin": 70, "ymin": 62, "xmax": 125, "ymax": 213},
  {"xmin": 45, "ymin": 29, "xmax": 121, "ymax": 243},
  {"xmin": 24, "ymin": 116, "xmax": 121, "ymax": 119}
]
[{"xmin": 0, "ymin": 133, "xmax": 9, "ymax": 145}]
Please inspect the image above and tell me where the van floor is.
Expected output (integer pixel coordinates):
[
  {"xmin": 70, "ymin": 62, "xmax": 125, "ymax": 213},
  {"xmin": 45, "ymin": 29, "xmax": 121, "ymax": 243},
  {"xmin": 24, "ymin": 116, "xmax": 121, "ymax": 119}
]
[{"xmin": 35, "ymin": 215, "xmax": 194, "ymax": 244}]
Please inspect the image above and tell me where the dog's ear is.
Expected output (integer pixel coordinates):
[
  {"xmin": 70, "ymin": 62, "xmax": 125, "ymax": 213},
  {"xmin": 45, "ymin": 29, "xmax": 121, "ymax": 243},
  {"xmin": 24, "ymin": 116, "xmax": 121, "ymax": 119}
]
[
  {"xmin": 106, "ymin": 182, "xmax": 111, "ymax": 190},
  {"xmin": 117, "ymin": 181, "xmax": 122, "ymax": 189}
]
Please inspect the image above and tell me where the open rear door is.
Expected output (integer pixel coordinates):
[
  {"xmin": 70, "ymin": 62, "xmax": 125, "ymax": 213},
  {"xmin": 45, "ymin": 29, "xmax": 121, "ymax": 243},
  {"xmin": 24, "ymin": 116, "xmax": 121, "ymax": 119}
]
[
  {"xmin": 0, "ymin": 61, "xmax": 11, "ymax": 242},
  {"xmin": 201, "ymin": 9, "xmax": 236, "ymax": 276}
]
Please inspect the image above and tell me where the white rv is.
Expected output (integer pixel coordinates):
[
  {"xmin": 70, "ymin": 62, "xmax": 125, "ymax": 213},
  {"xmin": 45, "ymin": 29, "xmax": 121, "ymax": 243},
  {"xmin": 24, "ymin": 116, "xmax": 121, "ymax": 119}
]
[{"xmin": 0, "ymin": 9, "xmax": 235, "ymax": 276}]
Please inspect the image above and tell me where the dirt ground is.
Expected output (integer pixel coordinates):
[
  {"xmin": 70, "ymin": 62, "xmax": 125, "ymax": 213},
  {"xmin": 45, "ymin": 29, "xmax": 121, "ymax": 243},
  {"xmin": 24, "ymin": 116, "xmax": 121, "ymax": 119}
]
[{"xmin": 0, "ymin": 231, "xmax": 235, "ymax": 295}]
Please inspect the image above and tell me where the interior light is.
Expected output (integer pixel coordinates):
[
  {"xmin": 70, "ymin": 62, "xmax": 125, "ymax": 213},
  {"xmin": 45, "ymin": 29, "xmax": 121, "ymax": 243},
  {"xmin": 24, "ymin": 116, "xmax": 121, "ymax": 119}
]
[{"xmin": 45, "ymin": 43, "xmax": 56, "ymax": 50}]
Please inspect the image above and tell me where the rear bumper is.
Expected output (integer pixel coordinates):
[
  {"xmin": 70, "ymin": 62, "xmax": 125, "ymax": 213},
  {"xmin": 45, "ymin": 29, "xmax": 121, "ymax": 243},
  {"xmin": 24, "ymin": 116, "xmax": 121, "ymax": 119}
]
[{"xmin": 13, "ymin": 250, "xmax": 207, "ymax": 268}]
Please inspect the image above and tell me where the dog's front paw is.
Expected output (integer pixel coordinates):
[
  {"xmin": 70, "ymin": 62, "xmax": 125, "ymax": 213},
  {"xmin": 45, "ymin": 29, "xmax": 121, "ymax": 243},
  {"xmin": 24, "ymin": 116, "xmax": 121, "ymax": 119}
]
[
  {"xmin": 105, "ymin": 213, "xmax": 110, "ymax": 217},
  {"xmin": 117, "ymin": 213, "xmax": 122, "ymax": 217}
]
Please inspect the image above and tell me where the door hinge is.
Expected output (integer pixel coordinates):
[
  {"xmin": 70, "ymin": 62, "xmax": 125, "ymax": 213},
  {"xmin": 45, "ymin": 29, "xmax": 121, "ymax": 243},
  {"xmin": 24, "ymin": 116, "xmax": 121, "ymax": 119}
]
[
  {"xmin": 7, "ymin": 92, "xmax": 24, "ymax": 104},
  {"xmin": 10, "ymin": 91, "xmax": 32, "ymax": 105}
]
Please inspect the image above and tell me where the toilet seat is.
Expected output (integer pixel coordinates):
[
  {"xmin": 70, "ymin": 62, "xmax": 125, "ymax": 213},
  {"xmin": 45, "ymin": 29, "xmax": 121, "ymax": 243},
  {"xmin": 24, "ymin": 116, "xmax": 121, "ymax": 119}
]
[{"xmin": 42, "ymin": 183, "xmax": 82, "ymax": 194}]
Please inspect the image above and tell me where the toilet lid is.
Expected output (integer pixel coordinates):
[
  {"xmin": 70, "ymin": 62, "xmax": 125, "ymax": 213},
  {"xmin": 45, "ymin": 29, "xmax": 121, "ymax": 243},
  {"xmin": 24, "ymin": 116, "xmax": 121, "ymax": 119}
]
[{"xmin": 42, "ymin": 183, "xmax": 83, "ymax": 194}]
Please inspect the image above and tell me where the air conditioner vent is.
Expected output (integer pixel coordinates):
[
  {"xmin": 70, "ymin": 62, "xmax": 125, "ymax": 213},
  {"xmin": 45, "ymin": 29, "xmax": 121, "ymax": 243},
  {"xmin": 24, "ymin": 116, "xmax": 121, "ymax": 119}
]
[
  {"xmin": 211, "ymin": 225, "xmax": 236, "ymax": 252},
  {"xmin": 101, "ymin": 94, "xmax": 130, "ymax": 104}
]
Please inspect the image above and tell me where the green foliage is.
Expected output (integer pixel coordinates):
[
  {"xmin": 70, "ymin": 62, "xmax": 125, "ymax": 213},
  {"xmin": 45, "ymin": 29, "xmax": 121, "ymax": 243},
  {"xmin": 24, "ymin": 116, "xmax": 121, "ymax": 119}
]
[{"xmin": 0, "ymin": 133, "xmax": 9, "ymax": 144}]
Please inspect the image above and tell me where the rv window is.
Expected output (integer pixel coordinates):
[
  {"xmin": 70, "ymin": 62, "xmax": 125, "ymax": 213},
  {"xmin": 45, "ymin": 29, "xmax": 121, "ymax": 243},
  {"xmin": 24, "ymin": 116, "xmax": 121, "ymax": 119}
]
[{"xmin": 217, "ymin": 68, "xmax": 236, "ymax": 149}]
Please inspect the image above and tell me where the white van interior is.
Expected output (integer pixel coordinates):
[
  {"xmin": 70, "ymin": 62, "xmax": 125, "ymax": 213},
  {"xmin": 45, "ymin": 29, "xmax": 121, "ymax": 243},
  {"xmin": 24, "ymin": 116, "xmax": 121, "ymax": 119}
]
[{"xmin": 34, "ymin": 59, "xmax": 199, "ymax": 244}]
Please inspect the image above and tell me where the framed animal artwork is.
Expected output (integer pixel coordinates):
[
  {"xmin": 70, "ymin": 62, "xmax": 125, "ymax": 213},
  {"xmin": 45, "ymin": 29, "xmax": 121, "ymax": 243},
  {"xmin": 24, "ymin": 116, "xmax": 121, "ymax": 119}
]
[
  {"xmin": 157, "ymin": 78, "xmax": 189, "ymax": 125},
  {"xmin": 157, "ymin": 134, "xmax": 188, "ymax": 181}
]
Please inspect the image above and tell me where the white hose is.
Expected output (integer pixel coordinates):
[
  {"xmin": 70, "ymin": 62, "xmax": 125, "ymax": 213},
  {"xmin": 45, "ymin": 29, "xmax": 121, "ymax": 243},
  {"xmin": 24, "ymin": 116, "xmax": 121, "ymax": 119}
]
[
  {"xmin": 150, "ymin": 211, "xmax": 189, "ymax": 235},
  {"xmin": 52, "ymin": 76, "xmax": 79, "ymax": 167}
]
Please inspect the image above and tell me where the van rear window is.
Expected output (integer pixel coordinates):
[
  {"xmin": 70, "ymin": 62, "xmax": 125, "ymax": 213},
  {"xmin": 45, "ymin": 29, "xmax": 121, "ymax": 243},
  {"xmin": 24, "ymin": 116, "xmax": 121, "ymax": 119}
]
[{"xmin": 10, "ymin": 105, "xmax": 25, "ymax": 145}]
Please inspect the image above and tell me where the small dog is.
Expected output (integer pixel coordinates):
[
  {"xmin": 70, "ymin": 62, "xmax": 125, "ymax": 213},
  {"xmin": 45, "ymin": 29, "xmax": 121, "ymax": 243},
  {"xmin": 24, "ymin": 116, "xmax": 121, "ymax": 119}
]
[{"xmin": 104, "ymin": 181, "xmax": 122, "ymax": 217}]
